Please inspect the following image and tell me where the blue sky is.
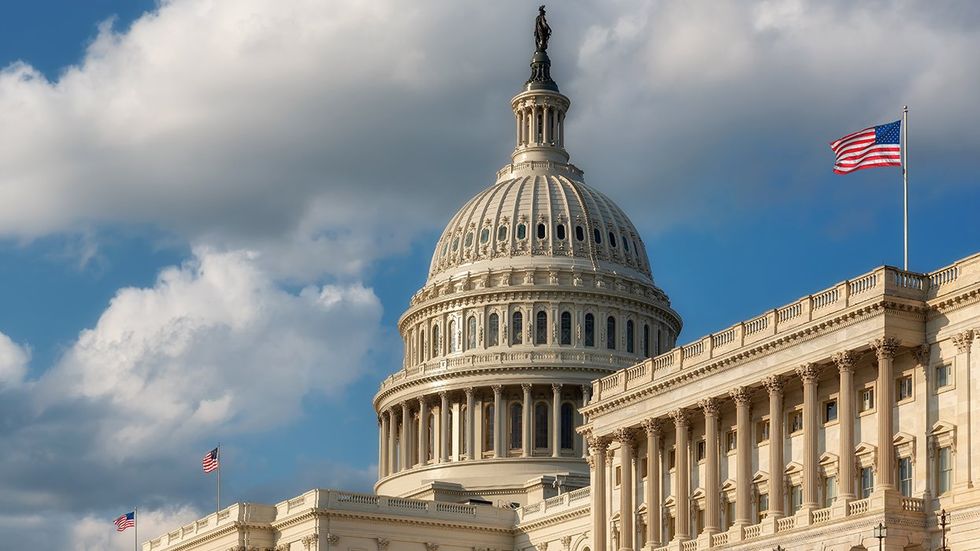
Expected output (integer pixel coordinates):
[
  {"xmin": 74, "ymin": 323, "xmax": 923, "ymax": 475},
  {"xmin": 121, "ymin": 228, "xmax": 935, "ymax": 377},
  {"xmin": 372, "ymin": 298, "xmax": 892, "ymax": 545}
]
[{"xmin": 1, "ymin": 1, "xmax": 979, "ymax": 548}]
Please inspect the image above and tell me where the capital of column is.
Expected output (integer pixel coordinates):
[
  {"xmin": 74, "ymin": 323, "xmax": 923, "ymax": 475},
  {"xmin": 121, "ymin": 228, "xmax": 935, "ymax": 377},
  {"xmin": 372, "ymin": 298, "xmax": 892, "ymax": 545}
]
[
  {"xmin": 832, "ymin": 350, "xmax": 858, "ymax": 373},
  {"xmin": 871, "ymin": 336, "xmax": 901, "ymax": 360},
  {"xmin": 552, "ymin": 383, "xmax": 563, "ymax": 393},
  {"xmin": 952, "ymin": 330, "xmax": 975, "ymax": 353},
  {"xmin": 796, "ymin": 362, "xmax": 820, "ymax": 384},
  {"xmin": 491, "ymin": 384, "xmax": 503, "ymax": 396},
  {"xmin": 613, "ymin": 427, "xmax": 637, "ymax": 448},
  {"xmin": 464, "ymin": 387, "xmax": 475, "ymax": 398},
  {"xmin": 641, "ymin": 417, "xmax": 663, "ymax": 436},
  {"xmin": 913, "ymin": 344, "xmax": 931, "ymax": 367},
  {"xmin": 761, "ymin": 374, "xmax": 784, "ymax": 395},
  {"xmin": 418, "ymin": 396, "xmax": 428, "ymax": 408},
  {"xmin": 698, "ymin": 397, "xmax": 719, "ymax": 417},
  {"xmin": 588, "ymin": 435, "xmax": 610, "ymax": 454},
  {"xmin": 522, "ymin": 383, "xmax": 532, "ymax": 392},
  {"xmin": 669, "ymin": 408, "xmax": 691, "ymax": 427},
  {"xmin": 729, "ymin": 386, "xmax": 752, "ymax": 406},
  {"xmin": 438, "ymin": 390, "xmax": 448, "ymax": 400}
]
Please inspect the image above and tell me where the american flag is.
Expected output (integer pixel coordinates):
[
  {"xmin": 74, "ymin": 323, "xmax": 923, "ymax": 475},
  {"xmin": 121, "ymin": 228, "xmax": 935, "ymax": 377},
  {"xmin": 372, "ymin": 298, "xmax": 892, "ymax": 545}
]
[
  {"xmin": 114, "ymin": 511, "xmax": 135, "ymax": 532},
  {"xmin": 202, "ymin": 447, "xmax": 219, "ymax": 473},
  {"xmin": 830, "ymin": 120, "xmax": 902, "ymax": 174}
]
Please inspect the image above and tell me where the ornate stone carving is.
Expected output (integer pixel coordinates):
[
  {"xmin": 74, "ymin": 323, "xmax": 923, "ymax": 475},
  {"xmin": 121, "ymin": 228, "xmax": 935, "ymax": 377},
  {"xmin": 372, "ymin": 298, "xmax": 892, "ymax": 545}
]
[
  {"xmin": 552, "ymin": 383, "xmax": 562, "ymax": 394},
  {"xmin": 796, "ymin": 362, "xmax": 819, "ymax": 383},
  {"xmin": 669, "ymin": 408, "xmax": 690, "ymax": 427},
  {"xmin": 832, "ymin": 350, "xmax": 858, "ymax": 373},
  {"xmin": 325, "ymin": 534, "xmax": 340, "ymax": 545},
  {"xmin": 761, "ymin": 374, "xmax": 784, "ymax": 395},
  {"xmin": 952, "ymin": 329, "xmax": 975, "ymax": 353},
  {"xmin": 698, "ymin": 397, "xmax": 719, "ymax": 416},
  {"xmin": 729, "ymin": 386, "xmax": 751, "ymax": 406},
  {"xmin": 425, "ymin": 543, "xmax": 439, "ymax": 551},
  {"xmin": 491, "ymin": 384, "xmax": 503, "ymax": 395},
  {"xmin": 871, "ymin": 336, "xmax": 901, "ymax": 360},
  {"xmin": 535, "ymin": 543, "xmax": 548, "ymax": 551},
  {"xmin": 641, "ymin": 417, "xmax": 662, "ymax": 436},
  {"xmin": 376, "ymin": 538, "xmax": 389, "ymax": 551},
  {"xmin": 913, "ymin": 344, "xmax": 931, "ymax": 367},
  {"xmin": 301, "ymin": 534, "xmax": 319, "ymax": 550},
  {"xmin": 275, "ymin": 544, "xmax": 290, "ymax": 551},
  {"xmin": 613, "ymin": 427, "xmax": 636, "ymax": 449},
  {"xmin": 521, "ymin": 383, "xmax": 532, "ymax": 393},
  {"xmin": 561, "ymin": 536, "xmax": 573, "ymax": 551}
]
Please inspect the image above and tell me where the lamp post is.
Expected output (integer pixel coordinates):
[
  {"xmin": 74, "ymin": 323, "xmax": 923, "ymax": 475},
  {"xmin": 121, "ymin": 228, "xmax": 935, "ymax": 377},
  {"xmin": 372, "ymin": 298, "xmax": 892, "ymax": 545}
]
[
  {"xmin": 873, "ymin": 523, "xmax": 887, "ymax": 551},
  {"xmin": 939, "ymin": 509, "xmax": 949, "ymax": 551}
]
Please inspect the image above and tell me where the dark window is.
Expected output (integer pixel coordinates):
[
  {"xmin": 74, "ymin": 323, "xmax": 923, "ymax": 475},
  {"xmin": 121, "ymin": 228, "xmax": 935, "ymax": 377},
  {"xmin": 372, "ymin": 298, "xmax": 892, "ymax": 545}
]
[
  {"xmin": 464, "ymin": 232, "xmax": 473, "ymax": 247},
  {"xmin": 488, "ymin": 313, "xmax": 499, "ymax": 346},
  {"xmin": 556, "ymin": 224, "xmax": 566, "ymax": 240},
  {"xmin": 510, "ymin": 403, "xmax": 522, "ymax": 450},
  {"xmin": 467, "ymin": 316, "xmax": 476, "ymax": 350},
  {"xmin": 484, "ymin": 405, "xmax": 495, "ymax": 451},
  {"xmin": 609, "ymin": 232, "xmax": 617, "ymax": 248},
  {"xmin": 585, "ymin": 314, "xmax": 595, "ymax": 347},
  {"xmin": 606, "ymin": 316, "xmax": 616, "ymax": 349},
  {"xmin": 512, "ymin": 311, "xmax": 523, "ymax": 345},
  {"xmin": 480, "ymin": 228, "xmax": 490, "ymax": 244},
  {"xmin": 623, "ymin": 237, "xmax": 629, "ymax": 252},
  {"xmin": 535, "ymin": 311, "xmax": 547, "ymax": 345},
  {"xmin": 626, "ymin": 319, "xmax": 635, "ymax": 353},
  {"xmin": 643, "ymin": 324, "xmax": 650, "ymax": 357},
  {"xmin": 560, "ymin": 311, "xmax": 572, "ymax": 345},
  {"xmin": 497, "ymin": 226, "xmax": 508, "ymax": 241},
  {"xmin": 575, "ymin": 226, "xmax": 585, "ymax": 241},
  {"xmin": 517, "ymin": 224, "xmax": 527, "ymax": 240},
  {"xmin": 432, "ymin": 325, "xmax": 440, "ymax": 357},
  {"xmin": 451, "ymin": 237, "xmax": 459, "ymax": 251},
  {"xmin": 561, "ymin": 403, "xmax": 574, "ymax": 449},
  {"xmin": 593, "ymin": 228, "xmax": 602, "ymax": 244},
  {"xmin": 536, "ymin": 223, "xmax": 546, "ymax": 239},
  {"xmin": 442, "ymin": 242, "xmax": 448, "ymax": 256},
  {"xmin": 534, "ymin": 403, "xmax": 549, "ymax": 448}
]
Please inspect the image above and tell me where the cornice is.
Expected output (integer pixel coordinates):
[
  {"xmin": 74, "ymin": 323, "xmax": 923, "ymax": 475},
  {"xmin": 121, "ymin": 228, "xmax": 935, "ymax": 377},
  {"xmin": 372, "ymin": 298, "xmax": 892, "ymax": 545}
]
[
  {"xmin": 515, "ymin": 505, "xmax": 589, "ymax": 531},
  {"xmin": 146, "ymin": 520, "xmax": 273, "ymax": 551},
  {"xmin": 929, "ymin": 283, "xmax": 980, "ymax": 315},
  {"xmin": 315, "ymin": 508, "xmax": 513, "ymax": 534}
]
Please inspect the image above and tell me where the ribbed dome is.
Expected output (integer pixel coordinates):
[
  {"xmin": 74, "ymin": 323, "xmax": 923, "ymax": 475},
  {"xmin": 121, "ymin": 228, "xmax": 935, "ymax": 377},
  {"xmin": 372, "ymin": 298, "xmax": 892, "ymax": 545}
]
[{"xmin": 428, "ymin": 169, "xmax": 653, "ymax": 284}]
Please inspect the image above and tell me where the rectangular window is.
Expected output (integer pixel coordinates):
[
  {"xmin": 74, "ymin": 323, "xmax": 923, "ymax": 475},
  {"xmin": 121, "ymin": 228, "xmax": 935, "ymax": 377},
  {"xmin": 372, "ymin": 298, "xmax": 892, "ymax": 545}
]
[
  {"xmin": 896, "ymin": 375, "xmax": 913, "ymax": 401},
  {"xmin": 756, "ymin": 420, "xmax": 770, "ymax": 443},
  {"xmin": 641, "ymin": 457, "xmax": 648, "ymax": 478},
  {"xmin": 615, "ymin": 465, "xmax": 622, "ymax": 486},
  {"xmin": 725, "ymin": 501, "xmax": 735, "ymax": 528},
  {"xmin": 789, "ymin": 410, "xmax": 803, "ymax": 433},
  {"xmin": 668, "ymin": 447, "xmax": 676, "ymax": 470},
  {"xmin": 938, "ymin": 446, "xmax": 952, "ymax": 494},
  {"xmin": 790, "ymin": 485, "xmax": 803, "ymax": 514},
  {"xmin": 696, "ymin": 440, "xmax": 706, "ymax": 461},
  {"xmin": 824, "ymin": 399, "xmax": 838, "ymax": 423},
  {"xmin": 726, "ymin": 430, "xmax": 737, "ymax": 452},
  {"xmin": 860, "ymin": 388, "xmax": 875, "ymax": 412},
  {"xmin": 936, "ymin": 364, "xmax": 952, "ymax": 389},
  {"xmin": 898, "ymin": 456, "xmax": 913, "ymax": 497},
  {"xmin": 860, "ymin": 466, "xmax": 874, "ymax": 498},
  {"xmin": 757, "ymin": 493, "xmax": 769, "ymax": 523},
  {"xmin": 824, "ymin": 476, "xmax": 837, "ymax": 508}
]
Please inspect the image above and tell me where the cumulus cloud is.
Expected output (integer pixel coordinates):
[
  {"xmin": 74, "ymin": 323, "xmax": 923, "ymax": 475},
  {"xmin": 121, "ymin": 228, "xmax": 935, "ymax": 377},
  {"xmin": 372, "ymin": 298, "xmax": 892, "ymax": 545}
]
[{"xmin": 0, "ymin": 331, "xmax": 29, "ymax": 387}]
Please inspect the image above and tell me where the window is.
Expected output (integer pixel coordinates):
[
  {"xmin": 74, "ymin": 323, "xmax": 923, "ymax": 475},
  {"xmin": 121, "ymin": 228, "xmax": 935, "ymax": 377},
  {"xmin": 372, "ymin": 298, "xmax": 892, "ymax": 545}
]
[
  {"xmin": 459, "ymin": 406, "xmax": 467, "ymax": 454},
  {"xmin": 584, "ymin": 314, "xmax": 595, "ymax": 347},
  {"xmin": 626, "ymin": 320, "xmax": 635, "ymax": 353},
  {"xmin": 561, "ymin": 403, "xmax": 574, "ymax": 449},
  {"xmin": 898, "ymin": 456, "xmax": 913, "ymax": 497},
  {"xmin": 695, "ymin": 440, "xmax": 706, "ymax": 461},
  {"xmin": 432, "ymin": 325, "xmax": 440, "ymax": 357},
  {"xmin": 497, "ymin": 225, "xmax": 508, "ymax": 241},
  {"xmin": 467, "ymin": 316, "xmax": 477, "ymax": 350},
  {"xmin": 593, "ymin": 228, "xmax": 602, "ymax": 244},
  {"xmin": 936, "ymin": 364, "xmax": 952, "ymax": 389},
  {"xmin": 824, "ymin": 399, "xmax": 838, "ymax": 423},
  {"xmin": 575, "ymin": 225, "xmax": 584, "ymax": 241},
  {"xmin": 535, "ymin": 311, "xmax": 547, "ymax": 345},
  {"xmin": 725, "ymin": 501, "xmax": 735, "ymax": 528},
  {"xmin": 643, "ymin": 324, "xmax": 650, "ymax": 357},
  {"xmin": 488, "ymin": 313, "xmax": 499, "ymax": 347},
  {"xmin": 512, "ymin": 311, "xmax": 523, "ymax": 345},
  {"xmin": 824, "ymin": 476, "xmax": 837, "ymax": 508},
  {"xmin": 534, "ymin": 403, "xmax": 549, "ymax": 448},
  {"xmin": 668, "ymin": 447, "xmax": 676, "ymax": 470},
  {"xmin": 615, "ymin": 465, "xmax": 622, "ymax": 486},
  {"xmin": 726, "ymin": 430, "xmax": 737, "ymax": 452},
  {"xmin": 897, "ymin": 375, "xmax": 913, "ymax": 401},
  {"xmin": 756, "ymin": 420, "xmax": 770, "ymax": 443},
  {"xmin": 480, "ymin": 228, "xmax": 490, "ymax": 244},
  {"xmin": 418, "ymin": 330, "xmax": 426, "ymax": 363},
  {"xmin": 789, "ymin": 485, "xmax": 803, "ymax": 514},
  {"xmin": 448, "ymin": 319, "xmax": 458, "ymax": 353},
  {"xmin": 510, "ymin": 403, "xmax": 522, "ymax": 450},
  {"xmin": 556, "ymin": 224, "xmax": 566, "ymax": 240},
  {"xmin": 757, "ymin": 493, "xmax": 769, "ymax": 522},
  {"xmin": 536, "ymin": 223, "xmax": 546, "ymax": 239},
  {"xmin": 484, "ymin": 404, "xmax": 495, "ymax": 451},
  {"xmin": 789, "ymin": 410, "xmax": 803, "ymax": 433},
  {"xmin": 609, "ymin": 232, "xmax": 617, "ymax": 248},
  {"xmin": 517, "ymin": 223, "xmax": 527, "ymax": 240},
  {"xmin": 452, "ymin": 237, "xmax": 459, "ymax": 251},
  {"xmin": 641, "ymin": 457, "xmax": 648, "ymax": 478},
  {"xmin": 464, "ymin": 232, "xmax": 473, "ymax": 247},
  {"xmin": 606, "ymin": 316, "xmax": 616, "ymax": 349},
  {"xmin": 860, "ymin": 466, "xmax": 874, "ymax": 498},
  {"xmin": 442, "ymin": 242, "xmax": 448, "ymax": 257},
  {"xmin": 860, "ymin": 387, "xmax": 875, "ymax": 412},
  {"xmin": 560, "ymin": 311, "xmax": 572, "ymax": 345},
  {"xmin": 623, "ymin": 236, "xmax": 629, "ymax": 252},
  {"xmin": 937, "ymin": 446, "xmax": 952, "ymax": 494}
]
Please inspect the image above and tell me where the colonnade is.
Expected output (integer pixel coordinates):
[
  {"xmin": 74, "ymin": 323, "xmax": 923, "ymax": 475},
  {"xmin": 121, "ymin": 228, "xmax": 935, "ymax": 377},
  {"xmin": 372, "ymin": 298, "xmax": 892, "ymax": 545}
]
[
  {"xmin": 588, "ymin": 337, "xmax": 903, "ymax": 550},
  {"xmin": 515, "ymin": 100, "xmax": 564, "ymax": 149}
]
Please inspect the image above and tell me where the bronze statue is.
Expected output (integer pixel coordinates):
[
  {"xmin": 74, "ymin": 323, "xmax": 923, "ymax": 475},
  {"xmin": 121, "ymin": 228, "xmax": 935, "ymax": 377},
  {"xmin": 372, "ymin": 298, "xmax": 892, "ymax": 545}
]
[{"xmin": 534, "ymin": 5, "xmax": 551, "ymax": 52}]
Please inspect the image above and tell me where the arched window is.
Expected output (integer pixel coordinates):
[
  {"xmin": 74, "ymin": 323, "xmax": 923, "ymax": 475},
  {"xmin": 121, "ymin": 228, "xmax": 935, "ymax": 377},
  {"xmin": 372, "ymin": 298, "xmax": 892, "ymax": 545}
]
[
  {"xmin": 517, "ymin": 224, "xmax": 527, "ymax": 240},
  {"xmin": 488, "ymin": 313, "xmax": 499, "ymax": 347},
  {"xmin": 593, "ymin": 228, "xmax": 602, "ymax": 244},
  {"xmin": 560, "ymin": 402, "xmax": 574, "ymax": 450},
  {"xmin": 575, "ymin": 226, "xmax": 585, "ymax": 241},
  {"xmin": 556, "ymin": 224, "xmax": 566, "ymax": 240},
  {"xmin": 480, "ymin": 228, "xmax": 490, "ymax": 244},
  {"xmin": 607, "ymin": 316, "xmax": 616, "ymax": 349},
  {"xmin": 536, "ymin": 223, "xmax": 546, "ymax": 239},
  {"xmin": 512, "ymin": 311, "xmax": 523, "ymax": 345},
  {"xmin": 497, "ymin": 225, "xmax": 508, "ymax": 241},
  {"xmin": 584, "ymin": 313, "xmax": 595, "ymax": 347},
  {"xmin": 427, "ymin": 411, "xmax": 435, "ymax": 461},
  {"xmin": 560, "ymin": 311, "xmax": 572, "ymax": 345},
  {"xmin": 609, "ymin": 232, "xmax": 617, "ymax": 248},
  {"xmin": 458, "ymin": 406, "xmax": 467, "ymax": 455},
  {"xmin": 452, "ymin": 237, "xmax": 459, "ymax": 251},
  {"xmin": 432, "ymin": 324, "xmax": 440, "ymax": 357},
  {"xmin": 535, "ymin": 311, "xmax": 548, "ymax": 345},
  {"xmin": 623, "ymin": 236, "xmax": 629, "ymax": 252},
  {"xmin": 534, "ymin": 403, "xmax": 549, "ymax": 449},
  {"xmin": 448, "ymin": 319, "xmax": 458, "ymax": 353},
  {"xmin": 464, "ymin": 232, "xmax": 473, "ymax": 247},
  {"xmin": 510, "ymin": 403, "xmax": 523, "ymax": 450},
  {"xmin": 643, "ymin": 324, "xmax": 650, "ymax": 357},
  {"xmin": 467, "ymin": 316, "xmax": 477, "ymax": 350},
  {"xmin": 626, "ymin": 319, "xmax": 635, "ymax": 353},
  {"xmin": 419, "ymin": 330, "xmax": 426, "ymax": 363},
  {"xmin": 484, "ymin": 404, "xmax": 495, "ymax": 451}
]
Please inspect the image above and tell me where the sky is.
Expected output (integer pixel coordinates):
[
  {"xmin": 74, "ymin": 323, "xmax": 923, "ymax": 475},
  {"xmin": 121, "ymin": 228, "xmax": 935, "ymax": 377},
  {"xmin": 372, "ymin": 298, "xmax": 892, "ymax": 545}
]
[{"xmin": 0, "ymin": 0, "xmax": 979, "ymax": 548}]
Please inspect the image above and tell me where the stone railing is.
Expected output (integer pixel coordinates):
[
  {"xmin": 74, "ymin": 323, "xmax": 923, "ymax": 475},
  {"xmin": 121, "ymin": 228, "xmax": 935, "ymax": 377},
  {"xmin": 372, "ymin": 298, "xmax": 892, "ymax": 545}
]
[
  {"xmin": 848, "ymin": 498, "xmax": 870, "ymax": 515},
  {"xmin": 902, "ymin": 497, "xmax": 924, "ymax": 512},
  {"xmin": 681, "ymin": 540, "xmax": 698, "ymax": 551},
  {"xmin": 591, "ymin": 254, "xmax": 980, "ymax": 403},
  {"xmin": 146, "ymin": 503, "xmax": 271, "ymax": 551},
  {"xmin": 517, "ymin": 486, "xmax": 591, "ymax": 523},
  {"xmin": 812, "ymin": 507, "xmax": 831, "ymax": 523},
  {"xmin": 743, "ymin": 523, "xmax": 763, "ymax": 538},
  {"xmin": 776, "ymin": 516, "xmax": 796, "ymax": 531},
  {"xmin": 710, "ymin": 532, "xmax": 729, "ymax": 546}
]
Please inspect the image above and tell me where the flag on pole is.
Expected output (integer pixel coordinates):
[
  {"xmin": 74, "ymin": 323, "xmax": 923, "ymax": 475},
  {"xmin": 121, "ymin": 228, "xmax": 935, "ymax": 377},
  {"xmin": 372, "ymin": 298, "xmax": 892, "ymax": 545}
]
[
  {"xmin": 202, "ymin": 447, "xmax": 219, "ymax": 473},
  {"xmin": 114, "ymin": 511, "xmax": 135, "ymax": 532},
  {"xmin": 830, "ymin": 120, "xmax": 902, "ymax": 174}
]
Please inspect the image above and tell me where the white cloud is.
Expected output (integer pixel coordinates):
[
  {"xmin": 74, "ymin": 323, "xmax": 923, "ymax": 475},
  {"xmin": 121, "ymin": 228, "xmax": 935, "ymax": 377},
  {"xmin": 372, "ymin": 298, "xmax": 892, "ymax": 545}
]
[
  {"xmin": 70, "ymin": 505, "xmax": 202, "ymax": 551},
  {"xmin": 0, "ymin": 331, "xmax": 29, "ymax": 387}
]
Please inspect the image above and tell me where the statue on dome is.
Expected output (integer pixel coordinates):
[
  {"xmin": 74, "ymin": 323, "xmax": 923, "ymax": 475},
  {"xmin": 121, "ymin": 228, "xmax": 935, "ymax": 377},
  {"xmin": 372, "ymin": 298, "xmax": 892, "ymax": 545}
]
[{"xmin": 534, "ymin": 6, "xmax": 551, "ymax": 52}]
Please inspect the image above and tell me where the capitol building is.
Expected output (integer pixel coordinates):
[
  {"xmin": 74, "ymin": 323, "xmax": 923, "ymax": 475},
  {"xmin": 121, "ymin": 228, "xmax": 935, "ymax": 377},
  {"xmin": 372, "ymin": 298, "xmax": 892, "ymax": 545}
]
[{"xmin": 147, "ymin": 12, "xmax": 980, "ymax": 551}]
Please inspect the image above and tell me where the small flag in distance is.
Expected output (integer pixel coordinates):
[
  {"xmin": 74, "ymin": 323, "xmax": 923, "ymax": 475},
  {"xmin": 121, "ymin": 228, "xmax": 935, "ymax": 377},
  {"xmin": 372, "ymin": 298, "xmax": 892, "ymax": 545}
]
[
  {"xmin": 203, "ymin": 447, "xmax": 219, "ymax": 473},
  {"xmin": 830, "ymin": 120, "xmax": 902, "ymax": 174},
  {"xmin": 115, "ymin": 511, "xmax": 135, "ymax": 532}
]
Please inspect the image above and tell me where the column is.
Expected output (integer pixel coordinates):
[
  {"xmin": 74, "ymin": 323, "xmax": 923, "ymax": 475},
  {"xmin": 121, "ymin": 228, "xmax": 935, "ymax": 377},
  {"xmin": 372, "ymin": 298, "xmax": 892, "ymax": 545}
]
[
  {"xmin": 492, "ymin": 385, "xmax": 503, "ymax": 458},
  {"xmin": 418, "ymin": 397, "xmax": 429, "ymax": 466},
  {"xmin": 543, "ymin": 105, "xmax": 551, "ymax": 144},
  {"xmin": 797, "ymin": 363, "xmax": 820, "ymax": 508},
  {"xmin": 582, "ymin": 384, "xmax": 593, "ymax": 459},
  {"xmin": 670, "ymin": 409, "xmax": 691, "ymax": 540},
  {"xmin": 465, "ymin": 388, "xmax": 475, "ymax": 460},
  {"xmin": 515, "ymin": 112, "xmax": 521, "ymax": 146},
  {"xmin": 387, "ymin": 409, "xmax": 397, "ymax": 474},
  {"xmin": 552, "ymin": 384, "xmax": 562, "ymax": 457},
  {"xmin": 558, "ymin": 111, "xmax": 564, "ymax": 146},
  {"xmin": 615, "ymin": 428, "xmax": 636, "ymax": 551},
  {"xmin": 400, "ymin": 402, "xmax": 410, "ymax": 471},
  {"xmin": 913, "ymin": 344, "xmax": 931, "ymax": 498},
  {"xmin": 762, "ymin": 375, "xmax": 785, "ymax": 517},
  {"xmin": 380, "ymin": 412, "xmax": 390, "ymax": 477},
  {"xmin": 642, "ymin": 419, "xmax": 662, "ymax": 547},
  {"xmin": 730, "ymin": 386, "xmax": 752, "ymax": 526},
  {"xmin": 833, "ymin": 350, "xmax": 857, "ymax": 499},
  {"xmin": 527, "ymin": 106, "xmax": 535, "ymax": 145},
  {"xmin": 699, "ymin": 398, "xmax": 721, "ymax": 533},
  {"xmin": 951, "ymin": 330, "xmax": 974, "ymax": 488},
  {"xmin": 591, "ymin": 437, "xmax": 610, "ymax": 551},
  {"xmin": 439, "ymin": 392, "xmax": 449, "ymax": 462},
  {"xmin": 872, "ymin": 337, "xmax": 900, "ymax": 490},
  {"xmin": 522, "ymin": 384, "xmax": 532, "ymax": 457}
]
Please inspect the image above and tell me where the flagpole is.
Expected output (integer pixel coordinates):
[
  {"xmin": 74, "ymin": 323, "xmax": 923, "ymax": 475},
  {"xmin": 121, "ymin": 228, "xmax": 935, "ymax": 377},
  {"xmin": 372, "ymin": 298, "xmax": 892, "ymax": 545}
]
[
  {"xmin": 903, "ymin": 105, "xmax": 909, "ymax": 270},
  {"xmin": 216, "ymin": 443, "xmax": 221, "ymax": 515},
  {"xmin": 134, "ymin": 507, "xmax": 138, "ymax": 551}
]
